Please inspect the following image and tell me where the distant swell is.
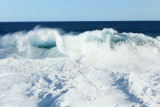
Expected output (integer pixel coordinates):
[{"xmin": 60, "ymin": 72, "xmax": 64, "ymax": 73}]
[{"xmin": 0, "ymin": 27, "xmax": 160, "ymax": 59}]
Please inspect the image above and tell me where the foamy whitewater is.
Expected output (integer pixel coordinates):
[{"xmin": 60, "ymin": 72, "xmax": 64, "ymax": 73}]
[{"xmin": 0, "ymin": 27, "xmax": 160, "ymax": 107}]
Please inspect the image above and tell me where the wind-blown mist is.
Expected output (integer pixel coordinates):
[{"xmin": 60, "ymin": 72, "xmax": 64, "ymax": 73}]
[{"xmin": 0, "ymin": 27, "xmax": 160, "ymax": 107}]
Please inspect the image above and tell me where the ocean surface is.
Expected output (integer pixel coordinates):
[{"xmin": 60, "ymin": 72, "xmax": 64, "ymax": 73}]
[
  {"xmin": 0, "ymin": 21, "xmax": 160, "ymax": 107},
  {"xmin": 1, "ymin": 21, "xmax": 160, "ymax": 37}
]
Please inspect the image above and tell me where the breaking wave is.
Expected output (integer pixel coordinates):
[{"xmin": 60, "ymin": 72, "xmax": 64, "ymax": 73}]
[
  {"xmin": 1, "ymin": 27, "xmax": 160, "ymax": 106},
  {"xmin": 0, "ymin": 27, "xmax": 160, "ymax": 59}
]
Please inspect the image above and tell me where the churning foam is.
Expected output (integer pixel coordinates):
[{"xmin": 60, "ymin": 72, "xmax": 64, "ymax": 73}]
[{"xmin": 0, "ymin": 27, "xmax": 160, "ymax": 106}]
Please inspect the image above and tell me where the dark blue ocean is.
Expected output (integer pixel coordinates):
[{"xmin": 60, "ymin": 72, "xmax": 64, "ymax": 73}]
[{"xmin": 0, "ymin": 21, "xmax": 160, "ymax": 37}]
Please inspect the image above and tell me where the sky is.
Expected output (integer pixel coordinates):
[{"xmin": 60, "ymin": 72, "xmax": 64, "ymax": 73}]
[{"xmin": 0, "ymin": 0, "xmax": 160, "ymax": 21}]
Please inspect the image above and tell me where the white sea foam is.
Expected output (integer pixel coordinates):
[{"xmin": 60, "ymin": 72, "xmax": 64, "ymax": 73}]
[
  {"xmin": 0, "ymin": 27, "xmax": 159, "ymax": 58},
  {"xmin": 0, "ymin": 28, "xmax": 160, "ymax": 107}
]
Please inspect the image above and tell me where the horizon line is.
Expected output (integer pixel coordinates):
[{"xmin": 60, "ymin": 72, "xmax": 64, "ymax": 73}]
[{"xmin": 0, "ymin": 20, "xmax": 160, "ymax": 23}]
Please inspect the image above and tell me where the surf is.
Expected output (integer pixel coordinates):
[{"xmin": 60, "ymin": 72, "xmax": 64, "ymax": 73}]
[{"xmin": 0, "ymin": 27, "xmax": 160, "ymax": 106}]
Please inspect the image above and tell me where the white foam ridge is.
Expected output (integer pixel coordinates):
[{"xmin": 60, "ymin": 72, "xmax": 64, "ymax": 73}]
[
  {"xmin": 0, "ymin": 27, "xmax": 160, "ymax": 107},
  {"xmin": 0, "ymin": 27, "xmax": 160, "ymax": 59}
]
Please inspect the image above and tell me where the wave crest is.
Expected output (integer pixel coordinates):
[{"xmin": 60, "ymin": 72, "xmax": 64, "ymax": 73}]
[{"xmin": 0, "ymin": 27, "xmax": 160, "ymax": 59}]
